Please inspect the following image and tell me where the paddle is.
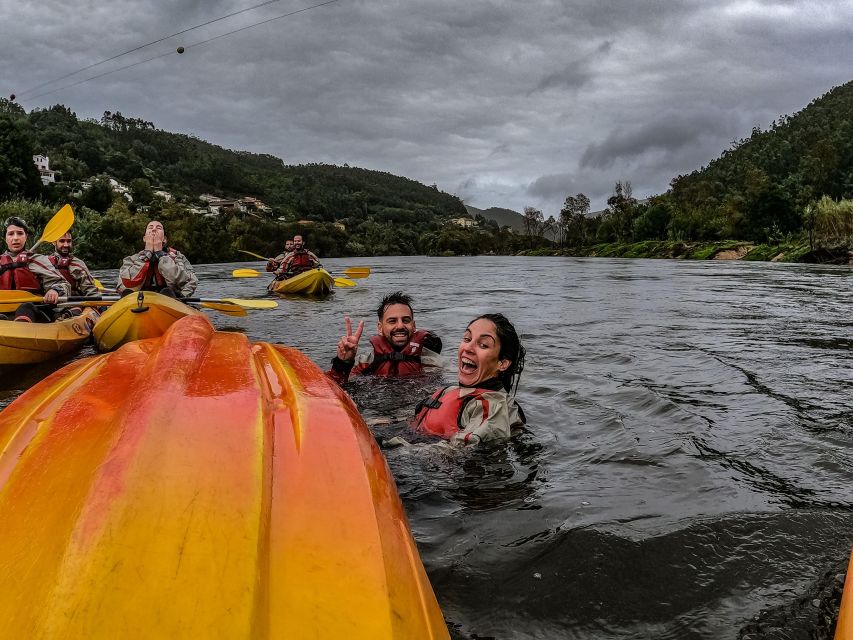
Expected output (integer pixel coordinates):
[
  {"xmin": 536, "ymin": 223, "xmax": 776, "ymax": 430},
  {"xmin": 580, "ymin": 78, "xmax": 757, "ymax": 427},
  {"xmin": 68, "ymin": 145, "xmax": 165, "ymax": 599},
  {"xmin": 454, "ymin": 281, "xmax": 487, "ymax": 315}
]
[
  {"xmin": 232, "ymin": 267, "xmax": 368, "ymax": 287},
  {"xmin": 238, "ymin": 249, "xmax": 272, "ymax": 261},
  {"xmin": 29, "ymin": 204, "xmax": 74, "ymax": 253},
  {"xmin": 0, "ymin": 290, "xmax": 277, "ymax": 314}
]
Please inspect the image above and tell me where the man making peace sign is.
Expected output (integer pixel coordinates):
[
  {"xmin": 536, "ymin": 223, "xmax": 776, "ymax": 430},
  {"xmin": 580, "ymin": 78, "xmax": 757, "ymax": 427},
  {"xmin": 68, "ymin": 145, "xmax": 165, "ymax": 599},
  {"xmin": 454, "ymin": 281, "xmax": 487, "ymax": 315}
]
[{"xmin": 327, "ymin": 291, "xmax": 442, "ymax": 384}]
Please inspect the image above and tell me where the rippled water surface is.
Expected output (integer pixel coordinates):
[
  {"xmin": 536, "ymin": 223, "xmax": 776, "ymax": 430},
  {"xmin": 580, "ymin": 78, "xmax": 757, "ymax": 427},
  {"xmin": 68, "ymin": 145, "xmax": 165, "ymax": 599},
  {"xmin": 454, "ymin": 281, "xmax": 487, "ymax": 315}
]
[{"xmin": 2, "ymin": 256, "xmax": 852, "ymax": 638}]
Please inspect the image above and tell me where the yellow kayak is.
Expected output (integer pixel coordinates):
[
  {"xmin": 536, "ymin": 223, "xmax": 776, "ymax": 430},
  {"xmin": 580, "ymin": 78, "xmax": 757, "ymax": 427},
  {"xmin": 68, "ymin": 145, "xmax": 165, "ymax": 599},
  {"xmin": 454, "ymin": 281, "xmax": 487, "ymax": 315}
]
[
  {"xmin": 837, "ymin": 550, "xmax": 853, "ymax": 638},
  {"xmin": 0, "ymin": 315, "xmax": 449, "ymax": 639},
  {"xmin": 268, "ymin": 267, "xmax": 334, "ymax": 296},
  {"xmin": 92, "ymin": 290, "xmax": 202, "ymax": 352},
  {"xmin": 0, "ymin": 308, "xmax": 99, "ymax": 365}
]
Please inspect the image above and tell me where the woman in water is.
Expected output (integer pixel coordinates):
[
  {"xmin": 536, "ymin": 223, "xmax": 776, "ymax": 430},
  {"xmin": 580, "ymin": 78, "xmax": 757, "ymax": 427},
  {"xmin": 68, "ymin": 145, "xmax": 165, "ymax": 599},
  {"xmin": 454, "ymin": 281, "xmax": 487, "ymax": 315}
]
[{"xmin": 413, "ymin": 313, "xmax": 525, "ymax": 447}]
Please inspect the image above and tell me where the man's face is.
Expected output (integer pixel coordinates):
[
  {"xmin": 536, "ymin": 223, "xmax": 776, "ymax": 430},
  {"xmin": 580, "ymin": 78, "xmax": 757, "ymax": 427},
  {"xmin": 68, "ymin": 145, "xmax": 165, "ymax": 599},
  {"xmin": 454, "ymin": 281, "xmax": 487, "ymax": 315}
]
[
  {"xmin": 144, "ymin": 221, "xmax": 166, "ymax": 244},
  {"xmin": 285, "ymin": 240, "xmax": 293, "ymax": 251},
  {"xmin": 378, "ymin": 303, "xmax": 416, "ymax": 350},
  {"xmin": 54, "ymin": 233, "xmax": 73, "ymax": 256},
  {"xmin": 293, "ymin": 236, "xmax": 304, "ymax": 250}
]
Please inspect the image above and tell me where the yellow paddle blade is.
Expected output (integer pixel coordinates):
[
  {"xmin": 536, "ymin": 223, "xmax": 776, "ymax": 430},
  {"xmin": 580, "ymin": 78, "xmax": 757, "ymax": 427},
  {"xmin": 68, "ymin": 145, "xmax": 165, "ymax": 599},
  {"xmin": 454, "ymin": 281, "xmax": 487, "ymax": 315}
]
[
  {"xmin": 93, "ymin": 278, "xmax": 105, "ymax": 290},
  {"xmin": 199, "ymin": 302, "xmax": 248, "ymax": 317},
  {"xmin": 0, "ymin": 290, "xmax": 43, "ymax": 303},
  {"xmin": 30, "ymin": 204, "xmax": 74, "ymax": 252},
  {"xmin": 334, "ymin": 278, "xmax": 356, "ymax": 288},
  {"xmin": 232, "ymin": 269, "xmax": 261, "ymax": 278},
  {"xmin": 237, "ymin": 249, "xmax": 271, "ymax": 261},
  {"xmin": 342, "ymin": 267, "xmax": 371, "ymax": 278},
  {"xmin": 220, "ymin": 298, "xmax": 278, "ymax": 309}
]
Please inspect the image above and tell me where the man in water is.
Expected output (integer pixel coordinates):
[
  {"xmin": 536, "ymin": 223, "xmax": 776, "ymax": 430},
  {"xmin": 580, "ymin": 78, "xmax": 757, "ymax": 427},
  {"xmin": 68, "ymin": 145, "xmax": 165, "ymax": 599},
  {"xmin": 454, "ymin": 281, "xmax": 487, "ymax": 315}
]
[
  {"xmin": 49, "ymin": 232, "xmax": 100, "ymax": 296},
  {"xmin": 275, "ymin": 234, "xmax": 320, "ymax": 279},
  {"xmin": 328, "ymin": 291, "xmax": 442, "ymax": 384},
  {"xmin": 266, "ymin": 238, "xmax": 294, "ymax": 273},
  {"xmin": 119, "ymin": 220, "xmax": 198, "ymax": 297}
]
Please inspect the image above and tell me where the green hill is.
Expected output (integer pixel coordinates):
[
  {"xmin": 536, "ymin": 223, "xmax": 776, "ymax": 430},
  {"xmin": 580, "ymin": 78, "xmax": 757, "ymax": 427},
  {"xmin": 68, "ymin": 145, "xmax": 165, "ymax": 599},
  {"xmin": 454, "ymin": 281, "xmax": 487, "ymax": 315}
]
[
  {"xmin": 0, "ymin": 100, "xmax": 536, "ymax": 265},
  {"xmin": 665, "ymin": 80, "xmax": 853, "ymax": 241}
]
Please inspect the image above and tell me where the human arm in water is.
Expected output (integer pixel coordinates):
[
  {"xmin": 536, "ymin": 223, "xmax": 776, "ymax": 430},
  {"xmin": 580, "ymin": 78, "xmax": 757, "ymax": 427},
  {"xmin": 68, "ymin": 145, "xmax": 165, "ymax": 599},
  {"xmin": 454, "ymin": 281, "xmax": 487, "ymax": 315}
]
[{"xmin": 450, "ymin": 390, "xmax": 525, "ymax": 447}]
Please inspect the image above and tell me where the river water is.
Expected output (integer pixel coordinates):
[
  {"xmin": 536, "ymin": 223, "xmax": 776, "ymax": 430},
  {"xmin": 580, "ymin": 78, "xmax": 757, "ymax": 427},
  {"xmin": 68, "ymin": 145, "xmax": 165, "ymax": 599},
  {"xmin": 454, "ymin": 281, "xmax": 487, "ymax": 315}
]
[{"xmin": 2, "ymin": 255, "xmax": 852, "ymax": 639}]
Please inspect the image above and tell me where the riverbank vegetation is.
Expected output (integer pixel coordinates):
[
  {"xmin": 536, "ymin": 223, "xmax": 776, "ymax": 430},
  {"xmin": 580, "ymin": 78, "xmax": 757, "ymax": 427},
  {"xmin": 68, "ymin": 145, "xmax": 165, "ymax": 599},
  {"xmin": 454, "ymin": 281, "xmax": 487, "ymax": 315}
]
[{"xmin": 524, "ymin": 82, "xmax": 853, "ymax": 263}]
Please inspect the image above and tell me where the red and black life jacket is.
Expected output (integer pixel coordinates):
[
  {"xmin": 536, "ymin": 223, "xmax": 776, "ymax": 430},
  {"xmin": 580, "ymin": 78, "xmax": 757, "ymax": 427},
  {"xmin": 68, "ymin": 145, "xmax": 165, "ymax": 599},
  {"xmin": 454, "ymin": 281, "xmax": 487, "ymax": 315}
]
[
  {"xmin": 0, "ymin": 252, "xmax": 43, "ymax": 293},
  {"xmin": 288, "ymin": 250, "xmax": 315, "ymax": 273},
  {"xmin": 413, "ymin": 385, "xmax": 493, "ymax": 438},
  {"xmin": 361, "ymin": 330, "xmax": 432, "ymax": 377},
  {"xmin": 48, "ymin": 254, "xmax": 74, "ymax": 286}
]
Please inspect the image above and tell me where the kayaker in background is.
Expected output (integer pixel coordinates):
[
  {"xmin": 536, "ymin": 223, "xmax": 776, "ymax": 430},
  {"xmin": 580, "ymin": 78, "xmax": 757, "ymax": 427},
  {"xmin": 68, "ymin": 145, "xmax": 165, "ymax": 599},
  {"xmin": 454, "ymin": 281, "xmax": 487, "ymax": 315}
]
[
  {"xmin": 412, "ymin": 313, "xmax": 526, "ymax": 447},
  {"xmin": 50, "ymin": 232, "xmax": 99, "ymax": 296},
  {"xmin": 118, "ymin": 220, "xmax": 198, "ymax": 298},
  {"xmin": 0, "ymin": 216, "xmax": 71, "ymax": 322},
  {"xmin": 275, "ymin": 234, "xmax": 320, "ymax": 279},
  {"xmin": 266, "ymin": 239, "xmax": 294, "ymax": 273},
  {"xmin": 328, "ymin": 291, "xmax": 443, "ymax": 384}
]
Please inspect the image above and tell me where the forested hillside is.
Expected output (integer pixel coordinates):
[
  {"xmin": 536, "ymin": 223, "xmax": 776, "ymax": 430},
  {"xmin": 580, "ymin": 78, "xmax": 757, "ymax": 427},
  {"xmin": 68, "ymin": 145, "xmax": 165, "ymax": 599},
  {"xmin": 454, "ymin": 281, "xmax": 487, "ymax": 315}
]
[{"xmin": 1, "ymin": 99, "xmax": 533, "ymax": 266}]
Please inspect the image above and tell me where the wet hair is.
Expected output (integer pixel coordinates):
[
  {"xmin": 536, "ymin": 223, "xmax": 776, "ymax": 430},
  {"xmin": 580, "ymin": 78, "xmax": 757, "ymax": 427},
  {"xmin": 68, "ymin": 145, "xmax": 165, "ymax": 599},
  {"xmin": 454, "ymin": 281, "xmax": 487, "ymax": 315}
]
[
  {"xmin": 377, "ymin": 291, "xmax": 414, "ymax": 319},
  {"xmin": 3, "ymin": 216, "xmax": 30, "ymax": 234},
  {"xmin": 469, "ymin": 313, "xmax": 526, "ymax": 394}
]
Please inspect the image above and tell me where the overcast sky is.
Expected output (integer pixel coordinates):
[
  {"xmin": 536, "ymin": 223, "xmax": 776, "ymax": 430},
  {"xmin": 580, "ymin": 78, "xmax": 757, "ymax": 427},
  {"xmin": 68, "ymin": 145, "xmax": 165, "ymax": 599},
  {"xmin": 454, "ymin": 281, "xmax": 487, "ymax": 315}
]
[{"xmin": 3, "ymin": 0, "xmax": 852, "ymax": 213}]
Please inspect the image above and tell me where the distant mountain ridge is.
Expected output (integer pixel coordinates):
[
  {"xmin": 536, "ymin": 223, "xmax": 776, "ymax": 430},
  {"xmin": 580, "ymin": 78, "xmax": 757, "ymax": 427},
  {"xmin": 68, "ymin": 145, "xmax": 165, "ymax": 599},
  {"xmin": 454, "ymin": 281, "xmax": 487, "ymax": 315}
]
[{"xmin": 464, "ymin": 204, "xmax": 526, "ymax": 232}]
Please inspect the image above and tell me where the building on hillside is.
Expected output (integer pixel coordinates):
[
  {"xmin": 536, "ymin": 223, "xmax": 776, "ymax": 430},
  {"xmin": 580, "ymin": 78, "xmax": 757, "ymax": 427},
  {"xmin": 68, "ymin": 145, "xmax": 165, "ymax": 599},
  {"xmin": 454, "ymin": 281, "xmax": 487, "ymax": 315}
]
[
  {"xmin": 297, "ymin": 219, "xmax": 314, "ymax": 226},
  {"xmin": 449, "ymin": 217, "xmax": 476, "ymax": 228},
  {"xmin": 153, "ymin": 189, "xmax": 173, "ymax": 201},
  {"xmin": 32, "ymin": 155, "xmax": 56, "ymax": 185},
  {"xmin": 199, "ymin": 193, "xmax": 221, "ymax": 203},
  {"xmin": 239, "ymin": 196, "xmax": 273, "ymax": 214},
  {"xmin": 333, "ymin": 222, "xmax": 346, "ymax": 231},
  {"xmin": 108, "ymin": 178, "xmax": 133, "ymax": 202}
]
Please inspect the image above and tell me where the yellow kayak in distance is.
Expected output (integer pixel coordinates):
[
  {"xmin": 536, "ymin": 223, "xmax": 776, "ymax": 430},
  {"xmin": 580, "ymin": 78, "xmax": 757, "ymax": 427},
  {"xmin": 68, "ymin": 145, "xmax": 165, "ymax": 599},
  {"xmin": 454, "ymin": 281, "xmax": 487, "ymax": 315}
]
[
  {"xmin": 92, "ymin": 290, "xmax": 202, "ymax": 352},
  {"xmin": 0, "ymin": 307, "xmax": 99, "ymax": 365},
  {"xmin": 268, "ymin": 267, "xmax": 335, "ymax": 296},
  {"xmin": 0, "ymin": 315, "xmax": 449, "ymax": 639}
]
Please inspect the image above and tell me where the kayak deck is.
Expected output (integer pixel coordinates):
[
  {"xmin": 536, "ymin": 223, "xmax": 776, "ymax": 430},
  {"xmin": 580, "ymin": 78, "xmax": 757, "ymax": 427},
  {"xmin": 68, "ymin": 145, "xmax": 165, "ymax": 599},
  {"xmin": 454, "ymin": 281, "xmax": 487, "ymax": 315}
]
[
  {"xmin": 268, "ymin": 267, "xmax": 334, "ymax": 296},
  {"xmin": 0, "ymin": 308, "xmax": 99, "ymax": 365},
  {"xmin": 0, "ymin": 315, "xmax": 448, "ymax": 638},
  {"xmin": 92, "ymin": 290, "xmax": 203, "ymax": 352}
]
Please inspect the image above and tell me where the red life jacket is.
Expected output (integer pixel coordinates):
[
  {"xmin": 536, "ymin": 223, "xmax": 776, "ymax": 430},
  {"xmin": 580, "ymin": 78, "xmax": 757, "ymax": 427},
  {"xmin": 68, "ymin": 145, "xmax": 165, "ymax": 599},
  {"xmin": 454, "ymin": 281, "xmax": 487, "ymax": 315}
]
[
  {"xmin": 49, "ymin": 254, "xmax": 75, "ymax": 286},
  {"xmin": 288, "ymin": 250, "xmax": 315, "ymax": 273},
  {"xmin": 0, "ymin": 252, "xmax": 43, "ymax": 293},
  {"xmin": 362, "ymin": 330, "xmax": 432, "ymax": 377},
  {"xmin": 413, "ymin": 385, "xmax": 492, "ymax": 438}
]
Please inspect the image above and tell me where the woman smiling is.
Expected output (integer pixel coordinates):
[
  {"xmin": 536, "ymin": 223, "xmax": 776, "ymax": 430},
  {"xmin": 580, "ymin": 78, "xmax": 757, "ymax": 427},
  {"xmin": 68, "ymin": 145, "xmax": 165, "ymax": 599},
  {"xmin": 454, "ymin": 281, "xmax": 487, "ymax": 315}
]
[{"xmin": 414, "ymin": 313, "xmax": 526, "ymax": 447}]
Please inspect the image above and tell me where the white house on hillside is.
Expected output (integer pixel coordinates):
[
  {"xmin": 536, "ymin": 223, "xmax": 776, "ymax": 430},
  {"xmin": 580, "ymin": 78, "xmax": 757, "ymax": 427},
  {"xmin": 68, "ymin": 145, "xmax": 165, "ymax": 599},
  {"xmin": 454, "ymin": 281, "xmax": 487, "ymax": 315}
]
[{"xmin": 32, "ymin": 155, "xmax": 56, "ymax": 185}]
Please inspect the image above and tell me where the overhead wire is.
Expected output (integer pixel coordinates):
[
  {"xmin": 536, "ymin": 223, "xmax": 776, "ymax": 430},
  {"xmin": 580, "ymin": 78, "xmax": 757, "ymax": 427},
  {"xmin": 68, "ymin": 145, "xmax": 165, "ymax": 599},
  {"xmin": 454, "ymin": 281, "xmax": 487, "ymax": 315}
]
[{"xmin": 14, "ymin": 0, "xmax": 344, "ymax": 101}]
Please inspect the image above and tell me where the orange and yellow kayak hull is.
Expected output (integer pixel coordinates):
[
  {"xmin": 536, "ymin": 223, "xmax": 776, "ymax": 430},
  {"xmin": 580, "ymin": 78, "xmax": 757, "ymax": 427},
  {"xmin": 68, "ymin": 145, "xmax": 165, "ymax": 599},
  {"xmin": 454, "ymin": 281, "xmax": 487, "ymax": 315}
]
[
  {"xmin": 268, "ymin": 268, "xmax": 334, "ymax": 296},
  {"xmin": 0, "ymin": 307, "xmax": 98, "ymax": 365},
  {"xmin": 92, "ymin": 290, "xmax": 202, "ymax": 352},
  {"xmin": 837, "ymin": 551, "xmax": 853, "ymax": 638},
  {"xmin": 0, "ymin": 315, "xmax": 448, "ymax": 639}
]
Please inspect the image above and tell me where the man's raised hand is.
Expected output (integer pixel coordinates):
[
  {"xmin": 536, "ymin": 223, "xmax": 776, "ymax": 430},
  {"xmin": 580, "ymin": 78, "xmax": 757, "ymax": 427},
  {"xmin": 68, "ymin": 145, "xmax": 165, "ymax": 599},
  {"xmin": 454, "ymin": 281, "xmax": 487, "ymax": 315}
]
[{"xmin": 336, "ymin": 316, "xmax": 364, "ymax": 361}]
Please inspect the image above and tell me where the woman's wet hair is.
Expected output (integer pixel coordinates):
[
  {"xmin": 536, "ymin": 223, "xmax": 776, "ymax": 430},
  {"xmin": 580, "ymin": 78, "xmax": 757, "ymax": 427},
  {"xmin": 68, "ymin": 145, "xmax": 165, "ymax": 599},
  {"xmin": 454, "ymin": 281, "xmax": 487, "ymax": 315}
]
[
  {"xmin": 3, "ymin": 216, "xmax": 30, "ymax": 234},
  {"xmin": 469, "ymin": 313, "xmax": 526, "ymax": 394},
  {"xmin": 377, "ymin": 291, "xmax": 413, "ymax": 319}
]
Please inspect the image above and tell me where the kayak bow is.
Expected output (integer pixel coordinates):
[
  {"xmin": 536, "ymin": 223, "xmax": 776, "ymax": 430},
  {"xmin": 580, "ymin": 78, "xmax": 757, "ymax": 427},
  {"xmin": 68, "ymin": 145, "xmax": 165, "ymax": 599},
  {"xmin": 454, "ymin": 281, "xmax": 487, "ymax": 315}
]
[{"xmin": 0, "ymin": 315, "xmax": 449, "ymax": 638}]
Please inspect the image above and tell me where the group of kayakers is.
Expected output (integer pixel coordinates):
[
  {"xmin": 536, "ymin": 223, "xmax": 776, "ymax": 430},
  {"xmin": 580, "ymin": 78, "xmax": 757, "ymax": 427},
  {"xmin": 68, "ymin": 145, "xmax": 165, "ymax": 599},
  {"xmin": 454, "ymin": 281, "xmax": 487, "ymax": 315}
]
[
  {"xmin": 1, "ymin": 216, "xmax": 197, "ymax": 322},
  {"xmin": 4, "ymin": 214, "xmax": 526, "ymax": 448},
  {"xmin": 265, "ymin": 234, "xmax": 321, "ymax": 280},
  {"xmin": 327, "ymin": 291, "xmax": 527, "ymax": 447}
]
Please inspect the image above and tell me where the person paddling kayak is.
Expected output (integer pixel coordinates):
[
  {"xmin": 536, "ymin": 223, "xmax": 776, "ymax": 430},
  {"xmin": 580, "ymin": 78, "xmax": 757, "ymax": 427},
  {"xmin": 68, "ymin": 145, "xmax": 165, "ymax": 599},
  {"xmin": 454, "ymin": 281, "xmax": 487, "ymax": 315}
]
[
  {"xmin": 328, "ymin": 291, "xmax": 442, "ymax": 384},
  {"xmin": 413, "ymin": 313, "xmax": 526, "ymax": 447},
  {"xmin": 266, "ymin": 239, "xmax": 293, "ymax": 273},
  {"xmin": 50, "ymin": 232, "xmax": 99, "ymax": 297},
  {"xmin": 274, "ymin": 235, "xmax": 320, "ymax": 280},
  {"xmin": 118, "ymin": 220, "xmax": 198, "ymax": 298},
  {"xmin": 0, "ymin": 216, "xmax": 71, "ymax": 322}
]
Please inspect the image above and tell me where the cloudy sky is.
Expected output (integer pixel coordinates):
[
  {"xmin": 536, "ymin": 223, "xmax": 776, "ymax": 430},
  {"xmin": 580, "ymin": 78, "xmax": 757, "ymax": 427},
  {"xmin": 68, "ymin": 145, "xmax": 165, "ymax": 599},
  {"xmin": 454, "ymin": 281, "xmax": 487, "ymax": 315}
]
[{"xmin": 3, "ymin": 0, "xmax": 852, "ymax": 213}]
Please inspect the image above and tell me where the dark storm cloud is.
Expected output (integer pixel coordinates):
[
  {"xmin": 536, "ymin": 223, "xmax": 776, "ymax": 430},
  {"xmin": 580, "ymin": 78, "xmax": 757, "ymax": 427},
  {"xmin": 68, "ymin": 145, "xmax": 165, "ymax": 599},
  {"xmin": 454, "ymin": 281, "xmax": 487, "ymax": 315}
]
[{"xmin": 2, "ymin": 0, "xmax": 852, "ymax": 213}]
